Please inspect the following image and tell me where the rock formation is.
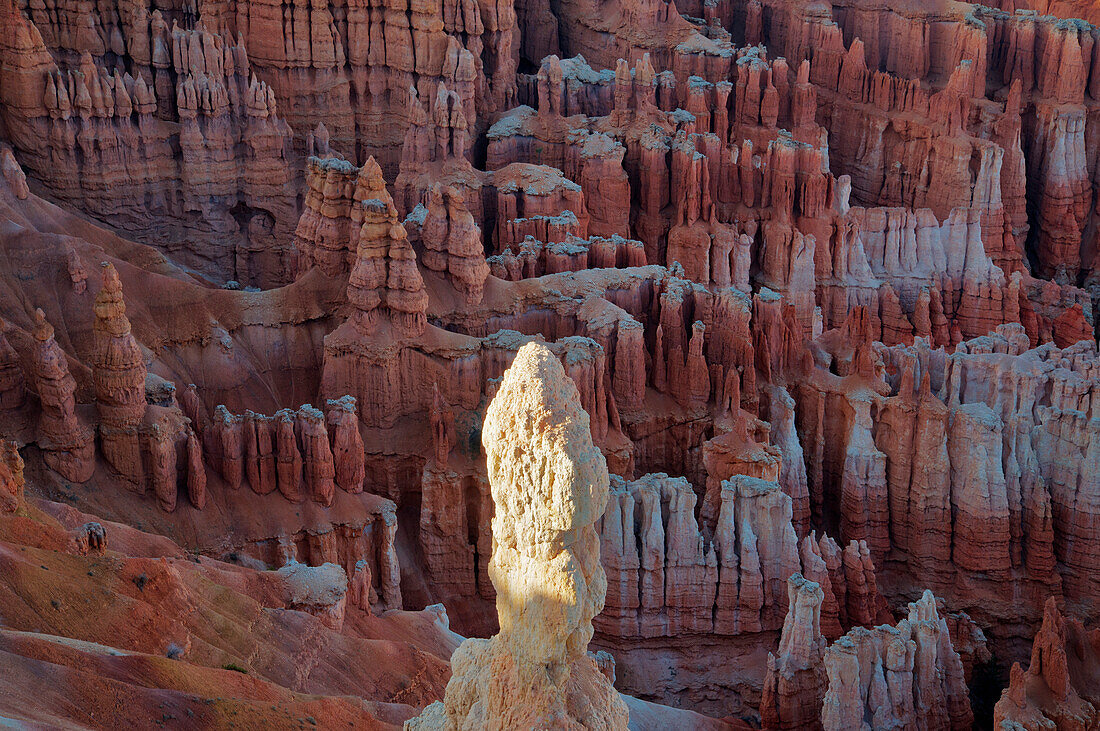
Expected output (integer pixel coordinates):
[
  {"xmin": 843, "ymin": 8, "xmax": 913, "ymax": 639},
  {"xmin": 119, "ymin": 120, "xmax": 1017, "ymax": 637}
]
[
  {"xmin": 0, "ymin": 440, "xmax": 24, "ymax": 513},
  {"xmin": 342, "ymin": 157, "xmax": 429, "ymax": 338},
  {"xmin": 327, "ymin": 396, "xmax": 365, "ymax": 494},
  {"xmin": 994, "ymin": 598, "xmax": 1100, "ymax": 729},
  {"xmin": 209, "ymin": 401, "xmax": 360, "ymax": 508},
  {"xmin": 761, "ymin": 573, "xmax": 826, "ymax": 730},
  {"xmin": 185, "ymin": 429, "xmax": 206, "ymax": 509},
  {"xmin": 0, "ymin": 3, "xmax": 299, "ymax": 285},
  {"xmin": 70, "ymin": 521, "xmax": 108, "ymax": 555},
  {"xmin": 91, "ymin": 263, "xmax": 147, "ymax": 486},
  {"xmin": 294, "ymin": 157, "xmax": 364, "ymax": 277},
  {"xmin": 7, "ymin": 0, "xmax": 1100, "ymax": 725},
  {"xmin": 0, "ymin": 146, "xmax": 28, "ymax": 199},
  {"xmin": 299, "ymin": 405, "xmax": 336, "ymax": 507},
  {"xmin": 411, "ymin": 184, "xmax": 490, "ymax": 305},
  {"xmin": 597, "ymin": 472, "xmax": 888, "ymax": 641},
  {"xmin": 821, "ymin": 591, "xmax": 973, "ymax": 731},
  {"xmin": 30, "ymin": 309, "xmax": 94, "ymax": 483},
  {"xmin": 275, "ymin": 561, "xmax": 349, "ymax": 631},
  {"xmin": 0, "ymin": 319, "xmax": 25, "ymax": 411},
  {"xmin": 406, "ymin": 342, "xmax": 628, "ymax": 729}
]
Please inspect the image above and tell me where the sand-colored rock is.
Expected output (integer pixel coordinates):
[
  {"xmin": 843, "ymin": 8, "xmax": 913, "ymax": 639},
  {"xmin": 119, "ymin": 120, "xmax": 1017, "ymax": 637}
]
[{"xmin": 406, "ymin": 342, "xmax": 628, "ymax": 729}]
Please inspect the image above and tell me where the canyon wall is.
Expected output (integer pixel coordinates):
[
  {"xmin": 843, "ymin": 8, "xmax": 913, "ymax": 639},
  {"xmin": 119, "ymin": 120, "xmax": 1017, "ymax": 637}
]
[{"xmin": 4, "ymin": 0, "xmax": 1100, "ymax": 726}]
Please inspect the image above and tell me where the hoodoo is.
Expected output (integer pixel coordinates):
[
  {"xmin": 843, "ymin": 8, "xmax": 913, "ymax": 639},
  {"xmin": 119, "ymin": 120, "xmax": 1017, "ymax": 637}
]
[{"xmin": 407, "ymin": 342, "xmax": 629, "ymax": 728}]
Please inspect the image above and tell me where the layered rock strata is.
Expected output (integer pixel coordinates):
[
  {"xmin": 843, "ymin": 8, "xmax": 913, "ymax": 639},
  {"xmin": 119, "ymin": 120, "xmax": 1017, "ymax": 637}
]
[
  {"xmin": 91, "ymin": 262, "xmax": 147, "ymax": 486},
  {"xmin": 0, "ymin": 5, "xmax": 298, "ymax": 284},
  {"xmin": 30, "ymin": 309, "xmax": 95, "ymax": 483},
  {"xmin": 760, "ymin": 573, "xmax": 826, "ymax": 730},
  {"xmin": 597, "ymin": 472, "xmax": 891, "ymax": 639}
]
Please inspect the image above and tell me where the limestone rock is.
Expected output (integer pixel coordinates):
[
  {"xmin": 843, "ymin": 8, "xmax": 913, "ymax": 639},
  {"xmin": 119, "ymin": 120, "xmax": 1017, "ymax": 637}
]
[
  {"xmin": 344, "ymin": 158, "xmax": 429, "ymax": 338},
  {"xmin": 0, "ymin": 146, "xmax": 28, "ymax": 199},
  {"xmin": 70, "ymin": 521, "xmax": 108, "ymax": 555},
  {"xmin": 821, "ymin": 590, "xmax": 973, "ymax": 730},
  {"xmin": 994, "ymin": 598, "xmax": 1100, "ymax": 730},
  {"xmin": 0, "ymin": 440, "xmax": 24, "ymax": 514},
  {"xmin": 405, "ymin": 342, "xmax": 628, "ymax": 729},
  {"xmin": 185, "ymin": 429, "xmax": 206, "ymax": 510},
  {"xmin": 275, "ymin": 561, "xmax": 349, "ymax": 631},
  {"xmin": 414, "ymin": 184, "xmax": 490, "ymax": 305},
  {"xmin": 326, "ymin": 396, "xmax": 365, "ymax": 494},
  {"xmin": 294, "ymin": 156, "xmax": 363, "ymax": 277},
  {"xmin": 761, "ymin": 573, "xmax": 826, "ymax": 730},
  {"xmin": 0, "ymin": 318, "xmax": 26, "ymax": 410}
]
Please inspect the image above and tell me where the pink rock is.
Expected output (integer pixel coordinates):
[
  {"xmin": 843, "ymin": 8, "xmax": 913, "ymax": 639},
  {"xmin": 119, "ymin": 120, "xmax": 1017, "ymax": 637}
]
[
  {"xmin": 344, "ymin": 157, "xmax": 429, "ymax": 339},
  {"xmin": 0, "ymin": 440, "xmax": 24, "ymax": 514},
  {"xmin": 429, "ymin": 383, "xmax": 454, "ymax": 466},
  {"xmin": 148, "ymin": 420, "xmax": 178, "ymax": 512},
  {"xmin": 213, "ymin": 405, "xmax": 244, "ymax": 490},
  {"xmin": 274, "ymin": 409, "xmax": 304, "ymax": 503},
  {"xmin": 822, "ymin": 591, "xmax": 972, "ymax": 730},
  {"xmin": 0, "ymin": 318, "xmax": 26, "ymax": 410},
  {"xmin": 326, "ymin": 396, "xmax": 365, "ymax": 494},
  {"xmin": 348, "ymin": 558, "xmax": 376, "ymax": 612},
  {"xmin": 298, "ymin": 405, "xmax": 335, "ymax": 507},
  {"xmin": 415, "ymin": 184, "xmax": 489, "ymax": 304},
  {"xmin": 994, "ymin": 598, "xmax": 1100, "ymax": 729},
  {"xmin": 244, "ymin": 411, "xmax": 277, "ymax": 495},
  {"xmin": 185, "ymin": 429, "xmax": 206, "ymax": 510},
  {"xmin": 761, "ymin": 573, "xmax": 826, "ymax": 730}
]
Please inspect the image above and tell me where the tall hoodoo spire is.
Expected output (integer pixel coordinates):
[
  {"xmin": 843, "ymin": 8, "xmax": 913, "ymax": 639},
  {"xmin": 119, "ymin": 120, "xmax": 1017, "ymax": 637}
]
[
  {"xmin": 92, "ymin": 262, "xmax": 148, "ymax": 486},
  {"xmin": 32, "ymin": 308, "xmax": 95, "ymax": 483},
  {"xmin": 406, "ymin": 341, "xmax": 628, "ymax": 729}
]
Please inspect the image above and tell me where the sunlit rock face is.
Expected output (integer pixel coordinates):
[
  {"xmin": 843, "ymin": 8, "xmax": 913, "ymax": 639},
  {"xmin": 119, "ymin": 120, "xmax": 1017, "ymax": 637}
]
[{"xmin": 406, "ymin": 342, "xmax": 629, "ymax": 729}]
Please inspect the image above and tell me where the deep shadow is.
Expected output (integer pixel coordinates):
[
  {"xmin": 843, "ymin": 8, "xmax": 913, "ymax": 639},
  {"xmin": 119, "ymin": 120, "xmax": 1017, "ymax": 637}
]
[{"xmin": 970, "ymin": 653, "xmax": 1007, "ymax": 730}]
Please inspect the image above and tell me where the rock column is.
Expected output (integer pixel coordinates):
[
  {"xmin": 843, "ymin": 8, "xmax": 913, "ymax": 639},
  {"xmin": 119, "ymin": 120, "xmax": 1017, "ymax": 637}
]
[
  {"xmin": 405, "ymin": 342, "xmax": 628, "ymax": 729},
  {"xmin": 761, "ymin": 573, "xmax": 826, "ymax": 730},
  {"xmin": 31, "ymin": 309, "xmax": 94, "ymax": 483},
  {"xmin": 92, "ymin": 263, "xmax": 147, "ymax": 486}
]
